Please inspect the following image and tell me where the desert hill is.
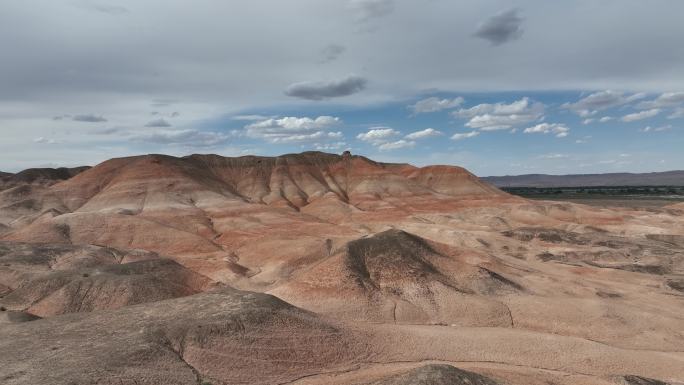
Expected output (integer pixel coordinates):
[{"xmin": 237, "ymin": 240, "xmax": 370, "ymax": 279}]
[
  {"xmin": 0, "ymin": 166, "xmax": 89, "ymax": 190},
  {"xmin": 1, "ymin": 151, "xmax": 684, "ymax": 385},
  {"xmin": 0, "ymin": 242, "xmax": 215, "ymax": 317}
]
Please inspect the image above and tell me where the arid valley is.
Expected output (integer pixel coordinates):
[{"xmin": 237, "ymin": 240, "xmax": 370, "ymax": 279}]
[{"xmin": 1, "ymin": 151, "xmax": 683, "ymax": 385}]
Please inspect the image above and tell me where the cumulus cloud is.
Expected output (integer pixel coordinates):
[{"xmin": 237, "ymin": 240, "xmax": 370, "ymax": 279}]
[
  {"xmin": 247, "ymin": 116, "xmax": 340, "ymax": 131},
  {"xmin": 454, "ymin": 97, "xmax": 544, "ymax": 131},
  {"xmin": 562, "ymin": 91, "xmax": 646, "ymax": 116},
  {"xmin": 599, "ymin": 116, "xmax": 614, "ymax": 123},
  {"xmin": 144, "ymin": 118, "xmax": 171, "ymax": 127},
  {"xmin": 582, "ymin": 118, "xmax": 594, "ymax": 125},
  {"xmin": 451, "ymin": 131, "xmax": 480, "ymax": 141},
  {"xmin": 405, "ymin": 128, "xmax": 442, "ymax": 140},
  {"xmin": 245, "ymin": 116, "xmax": 342, "ymax": 143},
  {"xmin": 474, "ymin": 9, "xmax": 524, "ymax": 46},
  {"xmin": 356, "ymin": 127, "xmax": 412, "ymax": 150},
  {"xmin": 523, "ymin": 123, "xmax": 570, "ymax": 138},
  {"xmin": 356, "ymin": 127, "xmax": 400, "ymax": 144},
  {"xmin": 320, "ymin": 44, "xmax": 346, "ymax": 63},
  {"xmin": 72, "ymin": 114, "xmax": 107, "ymax": 122},
  {"xmin": 621, "ymin": 108, "xmax": 660, "ymax": 122},
  {"xmin": 378, "ymin": 139, "xmax": 415, "ymax": 151},
  {"xmin": 637, "ymin": 92, "xmax": 684, "ymax": 109},
  {"xmin": 349, "ymin": 0, "xmax": 394, "ymax": 23},
  {"xmin": 408, "ymin": 97, "xmax": 464, "ymax": 114},
  {"xmin": 285, "ymin": 75, "xmax": 367, "ymax": 100},
  {"xmin": 129, "ymin": 129, "xmax": 231, "ymax": 147}
]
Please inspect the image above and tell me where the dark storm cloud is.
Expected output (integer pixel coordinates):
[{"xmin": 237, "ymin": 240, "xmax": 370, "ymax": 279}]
[
  {"xmin": 285, "ymin": 76, "xmax": 368, "ymax": 101},
  {"xmin": 474, "ymin": 9, "xmax": 524, "ymax": 46},
  {"xmin": 72, "ymin": 114, "xmax": 107, "ymax": 122},
  {"xmin": 144, "ymin": 118, "xmax": 172, "ymax": 127}
]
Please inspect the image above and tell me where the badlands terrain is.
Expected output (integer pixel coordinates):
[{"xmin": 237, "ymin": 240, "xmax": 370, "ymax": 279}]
[{"xmin": 0, "ymin": 151, "xmax": 683, "ymax": 385}]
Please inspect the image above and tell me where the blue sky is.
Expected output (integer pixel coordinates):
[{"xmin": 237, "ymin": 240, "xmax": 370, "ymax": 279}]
[
  {"xmin": 1, "ymin": 1, "xmax": 683, "ymax": 176},
  {"xmin": 197, "ymin": 91, "xmax": 683, "ymax": 176}
]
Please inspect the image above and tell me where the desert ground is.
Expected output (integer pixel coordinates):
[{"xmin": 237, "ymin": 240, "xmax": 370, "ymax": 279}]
[{"xmin": 1, "ymin": 151, "xmax": 683, "ymax": 385}]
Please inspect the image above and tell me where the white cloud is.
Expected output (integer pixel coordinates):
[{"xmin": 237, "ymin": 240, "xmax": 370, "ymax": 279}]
[
  {"xmin": 562, "ymin": 90, "xmax": 646, "ymax": 116},
  {"xmin": 640, "ymin": 124, "xmax": 672, "ymax": 133},
  {"xmin": 621, "ymin": 108, "xmax": 660, "ymax": 122},
  {"xmin": 313, "ymin": 141, "xmax": 347, "ymax": 151},
  {"xmin": 270, "ymin": 131, "xmax": 344, "ymax": 144},
  {"xmin": 349, "ymin": 0, "xmax": 395, "ymax": 23},
  {"xmin": 246, "ymin": 116, "xmax": 340, "ymax": 131},
  {"xmin": 599, "ymin": 116, "xmax": 614, "ymax": 123},
  {"xmin": 245, "ymin": 116, "xmax": 342, "ymax": 143},
  {"xmin": 637, "ymin": 92, "xmax": 684, "ymax": 109},
  {"xmin": 454, "ymin": 97, "xmax": 544, "ymax": 131},
  {"xmin": 378, "ymin": 139, "xmax": 415, "ymax": 151},
  {"xmin": 451, "ymin": 131, "xmax": 480, "ymax": 141},
  {"xmin": 356, "ymin": 127, "xmax": 412, "ymax": 150},
  {"xmin": 582, "ymin": 118, "xmax": 594, "ymax": 125},
  {"xmin": 144, "ymin": 118, "xmax": 171, "ymax": 127},
  {"xmin": 34, "ymin": 137, "xmax": 57, "ymax": 144},
  {"xmin": 408, "ymin": 97, "xmax": 464, "ymax": 114},
  {"xmin": 523, "ymin": 123, "xmax": 570, "ymax": 138},
  {"xmin": 231, "ymin": 114, "xmax": 273, "ymax": 121},
  {"xmin": 669, "ymin": 107, "xmax": 684, "ymax": 119},
  {"xmin": 405, "ymin": 128, "xmax": 442, "ymax": 140},
  {"xmin": 356, "ymin": 127, "xmax": 400, "ymax": 144},
  {"xmin": 129, "ymin": 129, "xmax": 231, "ymax": 147},
  {"xmin": 575, "ymin": 135, "xmax": 592, "ymax": 144},
  {"xmin": 538, "ymin": 153, "xmax": 568, "ymax": 159}
]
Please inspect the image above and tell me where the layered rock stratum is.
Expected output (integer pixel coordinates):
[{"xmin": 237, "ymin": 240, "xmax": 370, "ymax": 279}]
[{"xmin": 1, "ymin": 151, "xmax": 683, "ymax": 385}]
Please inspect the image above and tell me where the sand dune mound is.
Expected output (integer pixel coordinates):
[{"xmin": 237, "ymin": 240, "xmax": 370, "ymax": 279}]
[
  {"xmin": 344, "ymin": 229, "xmax": 457, "ymax": 290},
  {"xmin": 1, "ymin": 258, "xmax": 215, "ymax": 317},
  {"xmin": 371, "ymin": 364, "xmax": 500, "ymax": 385},
  {"xmin": 0, "ymin": 241, "xmax": 159, "ymax": 290},
  {"xmin": 272, "ymin": 230, "xmax": 520, "ymax": 325},
  {"xmin": 0, "ymin": 287, "xmax": 366, "ymax": 385},
  {"xmin": 0, "ymin": 241, "xmax": 157, "ymax": 270}
]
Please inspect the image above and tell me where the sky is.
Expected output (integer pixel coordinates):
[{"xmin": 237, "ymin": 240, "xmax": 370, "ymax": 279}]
[{"xmin": 1, "ymin": 0, "xmax": 684, "ymax": 176}]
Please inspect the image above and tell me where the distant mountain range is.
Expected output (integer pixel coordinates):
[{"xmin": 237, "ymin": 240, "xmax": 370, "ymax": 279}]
[{"xmin": 482, "ymin": 170, "xmax": 684, "ymax": 187}]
